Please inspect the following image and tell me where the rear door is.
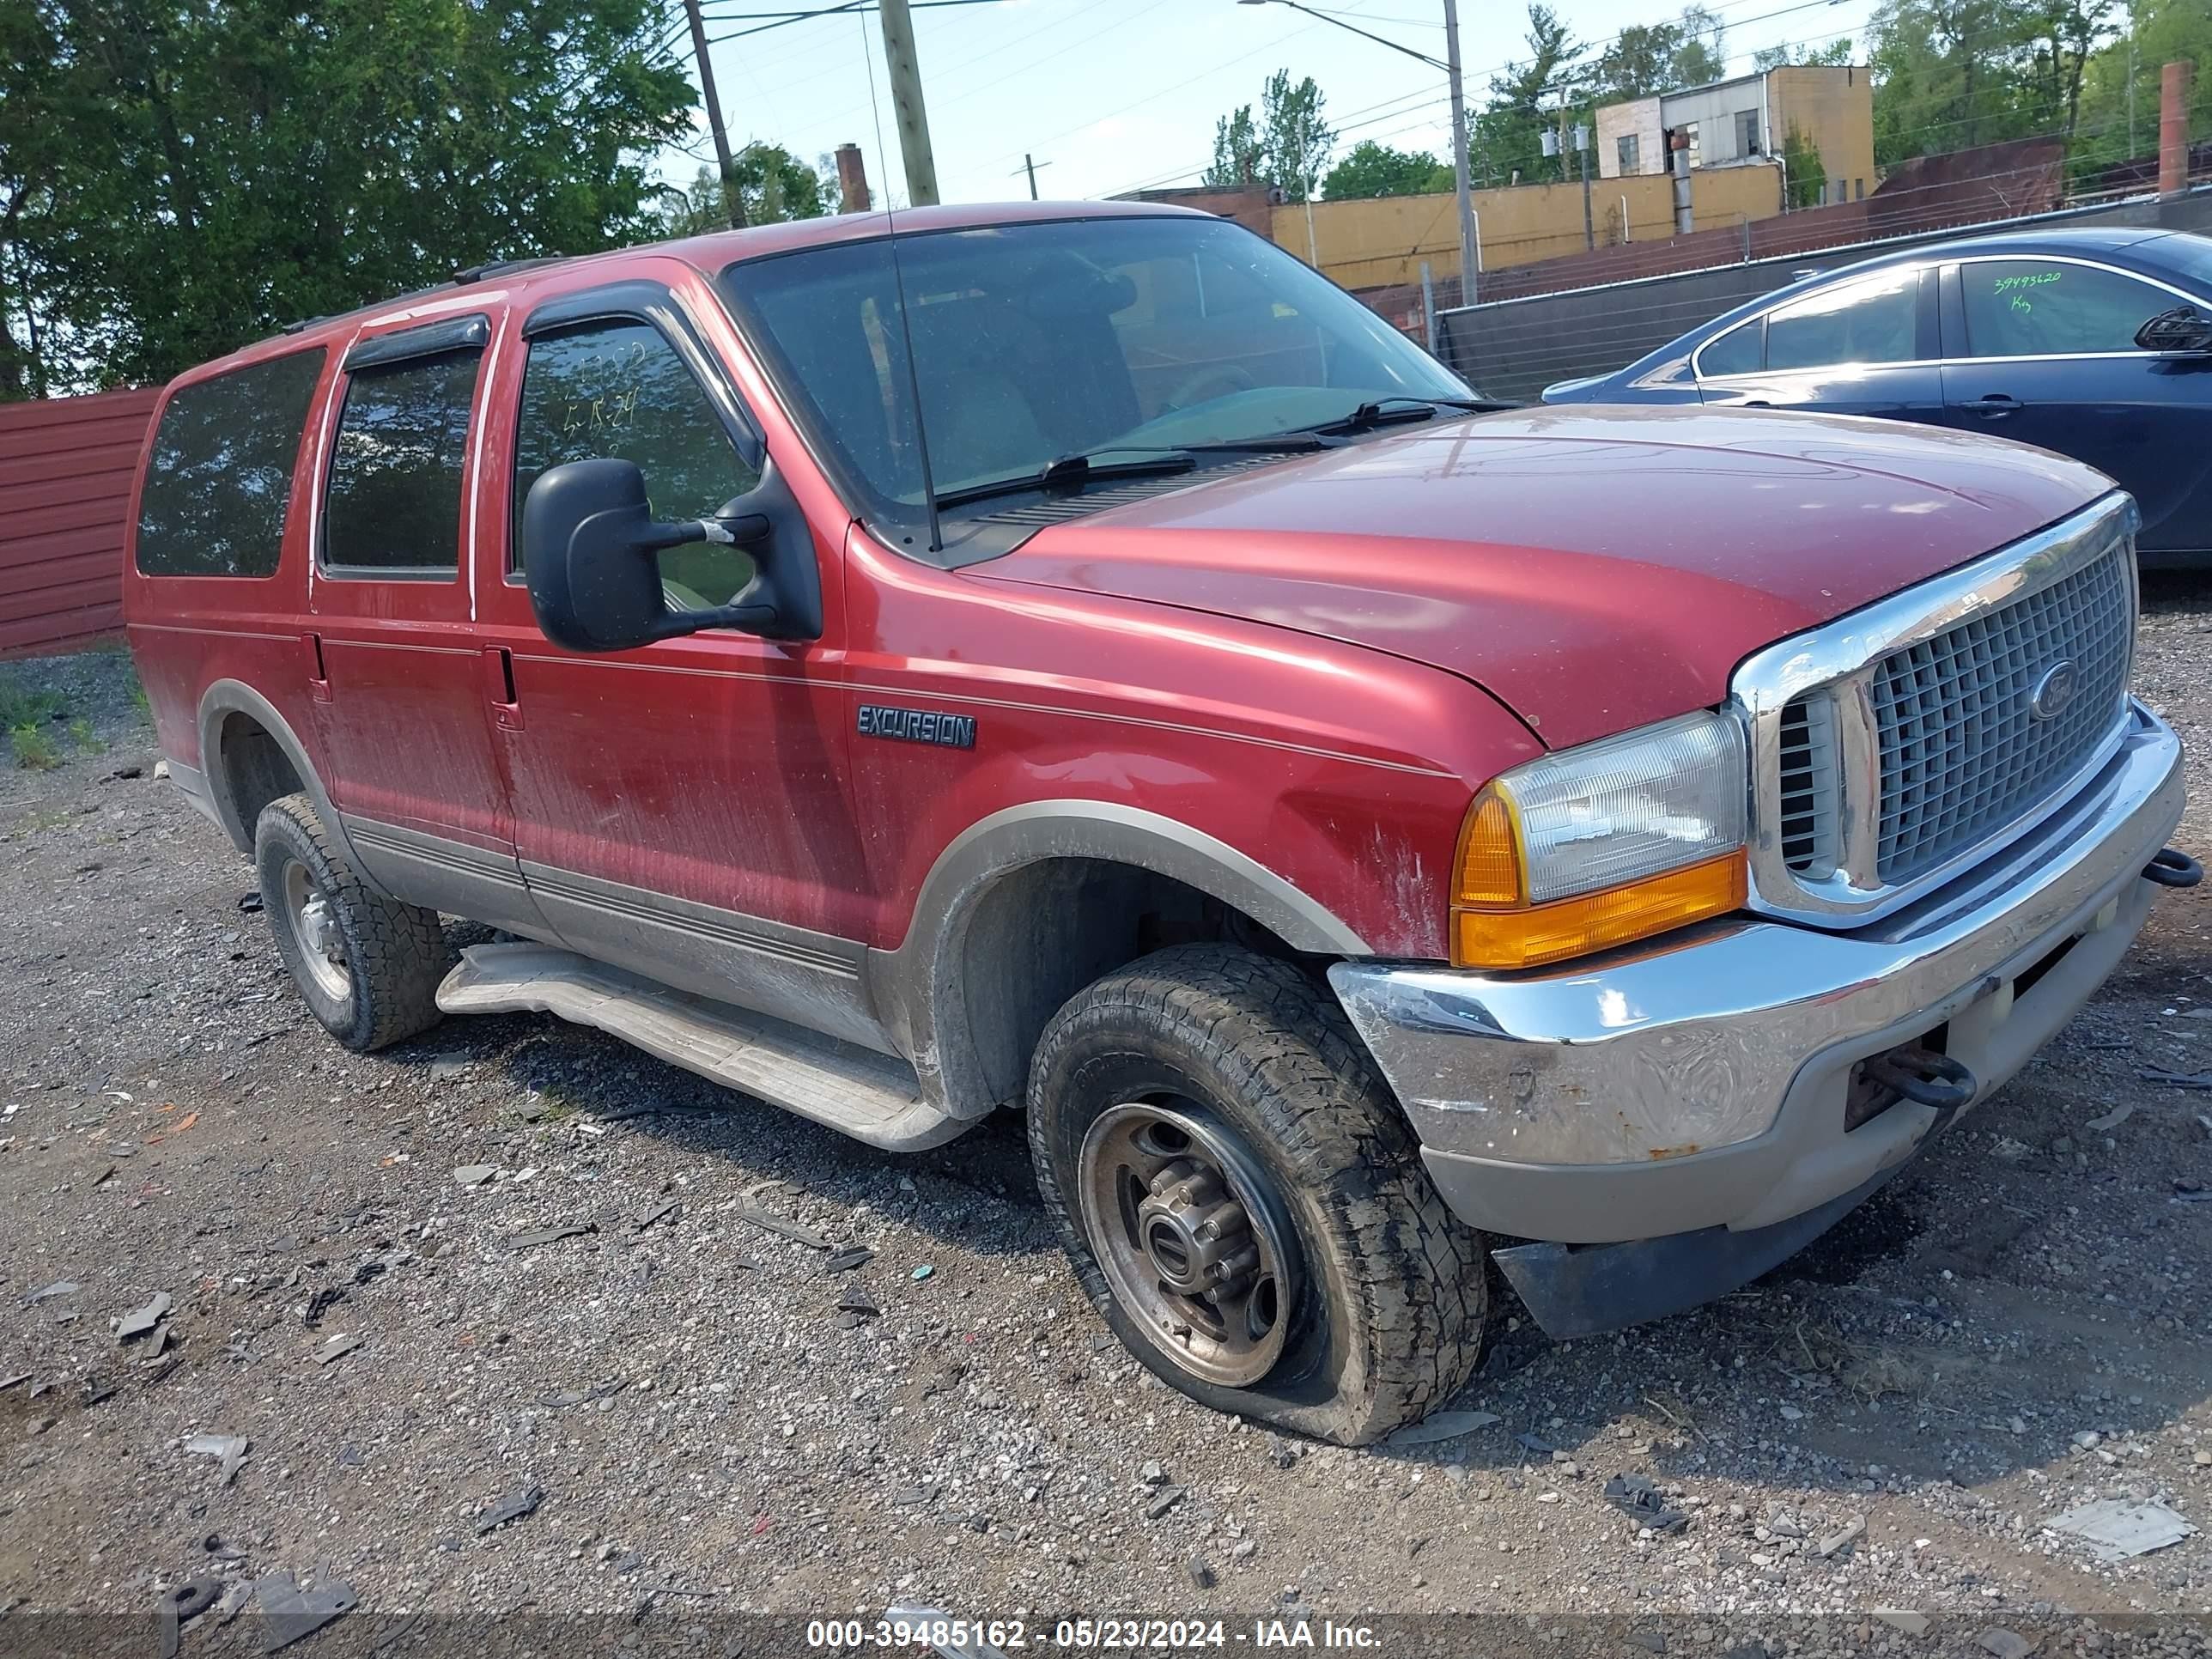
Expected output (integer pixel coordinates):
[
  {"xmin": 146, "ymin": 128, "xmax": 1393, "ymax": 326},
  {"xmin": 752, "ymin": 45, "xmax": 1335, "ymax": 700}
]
[
  {"xmin": 1936, "ymin": 255, "xmax": 2212, "ymax": 557},
  {"xmin": 1695, "ymin": 264, "xmax": 1943, "ymax": 421},
  {"xmin": 306, "ymin": 308, "xmax": 542, "ymax": 934}
]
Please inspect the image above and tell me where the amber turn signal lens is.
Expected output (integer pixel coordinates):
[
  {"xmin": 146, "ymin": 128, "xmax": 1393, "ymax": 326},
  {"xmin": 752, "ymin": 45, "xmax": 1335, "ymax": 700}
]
[
  {"xmin": 1452, "ymin": 785, "xmax": 1522, "ymax": 907},
  {"xmin": 1450, "ymin": 854, "xmax": 1747, "ymax": 971}
]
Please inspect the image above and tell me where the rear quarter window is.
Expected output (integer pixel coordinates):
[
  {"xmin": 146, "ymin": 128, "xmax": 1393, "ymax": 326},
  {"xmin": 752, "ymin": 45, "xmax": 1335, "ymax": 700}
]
[
  {"xmin": 135, "ymin": 349, "xmax": 326, "ymax": 578},
  {"xmin": 1698, "ymin": 319, "xmax": 1763, "ymax": 377}
]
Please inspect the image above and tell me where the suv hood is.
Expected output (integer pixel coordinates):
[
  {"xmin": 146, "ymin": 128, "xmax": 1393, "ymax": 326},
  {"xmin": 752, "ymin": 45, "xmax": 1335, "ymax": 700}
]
[{"xmin": 975, "ymin": 404, "xmax": 2113, "ymax": 749}]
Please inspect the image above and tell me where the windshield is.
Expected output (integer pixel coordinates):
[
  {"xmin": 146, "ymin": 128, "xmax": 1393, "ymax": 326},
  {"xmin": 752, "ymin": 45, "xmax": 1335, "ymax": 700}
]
[{"xmin": 716, "ymin": 215, "xmax": 1476, "ymax": 543}]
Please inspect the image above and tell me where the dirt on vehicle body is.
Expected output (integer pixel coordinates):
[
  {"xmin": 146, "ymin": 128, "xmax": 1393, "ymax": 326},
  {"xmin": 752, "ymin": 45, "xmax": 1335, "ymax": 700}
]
[{"xmin": 125, "ymin": 202, "xmax": 2195, "ymax": 1446}]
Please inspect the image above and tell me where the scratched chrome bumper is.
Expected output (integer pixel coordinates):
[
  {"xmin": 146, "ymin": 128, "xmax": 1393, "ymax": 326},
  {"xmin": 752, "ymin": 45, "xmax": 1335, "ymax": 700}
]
[{"xmin": 1329, "ymin": 701, "xmax": 2185, "ymax": 1247}]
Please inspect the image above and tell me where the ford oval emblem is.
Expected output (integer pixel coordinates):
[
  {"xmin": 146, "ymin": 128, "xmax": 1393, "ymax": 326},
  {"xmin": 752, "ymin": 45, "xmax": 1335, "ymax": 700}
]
[{"xmin": 2030, "ymin": 660, "xmax": 2079, "ymax": 721}]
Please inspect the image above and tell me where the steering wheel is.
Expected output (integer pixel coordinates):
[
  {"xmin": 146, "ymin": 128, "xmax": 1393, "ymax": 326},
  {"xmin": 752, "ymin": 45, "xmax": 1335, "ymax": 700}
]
[{"xmin": 1163, "ymin": 365, "xmax": 1259, "ymax": 412}]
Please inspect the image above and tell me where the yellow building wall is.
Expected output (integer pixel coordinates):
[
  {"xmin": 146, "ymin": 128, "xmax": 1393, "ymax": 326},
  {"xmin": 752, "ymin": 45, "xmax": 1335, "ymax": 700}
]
[
  {"xmin": 1275, "ymin": 165, "xmax": 1783, "ymax": 289},
  {"xmin": 1766, "ymin": 66, "xmax": 1877, "ymax": 205}
]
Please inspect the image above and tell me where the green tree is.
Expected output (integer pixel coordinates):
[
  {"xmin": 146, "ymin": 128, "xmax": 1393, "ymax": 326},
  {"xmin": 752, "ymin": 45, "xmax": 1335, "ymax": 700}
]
[
  {"xmin": 1586, "ymin": 9, "xmax": 1739, "ymax": 101},
  {"xmin": 0, "ymin": 0, "xmax": 696, "ymax": 398},
  {"xmin": 1262, "ymin": 70, "xmax": 1335, "ymax": 204},
  {"xmin": 1671, "ymin": 4, "xmax": 1731, "ymax": 84},
  {"xmin": 2067, "ymin": 0, "xmax": 2212, "ymax": 178},
  {"xmin": 1322, "ymin": 140, "xmax": 1453, "ymax": 199},
  {"xmin": 1203, "ymin": 105, "xmax": 1266, "ymax": 187},
  {"xmin": 1863, "ymin": 0, "xmax": 2116, "ymax": 167},
  {"xmin": 1781, "ymin": 124, "xmax": 1830, "ymax": 205},
  {"xmin": 1753, "ymin": 39, "xmax": 1856, "ymax": 71},
  {"xmin": 659, "ymin": 149, "xmax": 828, "ymax": 236},
  {"xmin": 1475, "ymin": 3, "xmax": 1582, "ymax": 186},
  {"xmin": 1200, "ymin": 72, "xmax": 1334, "ymax": 202}
]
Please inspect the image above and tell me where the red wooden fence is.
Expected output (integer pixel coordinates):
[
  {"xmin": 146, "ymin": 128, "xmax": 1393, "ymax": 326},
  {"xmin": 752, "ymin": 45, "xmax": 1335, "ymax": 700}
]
[{"xmin": 0, "ymin": 386, "xmax": 159, "ymax": 659}]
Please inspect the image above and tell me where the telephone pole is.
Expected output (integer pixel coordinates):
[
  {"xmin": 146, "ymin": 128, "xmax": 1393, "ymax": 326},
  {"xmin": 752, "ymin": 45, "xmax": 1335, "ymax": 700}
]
[
  {"xmin": 1441, "ymin": 0, "xmax": 1477, "ymax": 307},
  {"xmin": 682, "ymin": 0, "xmax": 746, "ymax": 228},
  {"xmin": 878, "ymin": 0, "xmax": 941, "ymax": 206}
]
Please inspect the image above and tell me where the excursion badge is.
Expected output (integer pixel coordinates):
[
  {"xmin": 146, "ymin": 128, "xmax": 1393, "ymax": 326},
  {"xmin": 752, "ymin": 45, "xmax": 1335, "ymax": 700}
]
[{"xmin": 856, "ymin": 703, "xmax": 976, "ymax": 750}]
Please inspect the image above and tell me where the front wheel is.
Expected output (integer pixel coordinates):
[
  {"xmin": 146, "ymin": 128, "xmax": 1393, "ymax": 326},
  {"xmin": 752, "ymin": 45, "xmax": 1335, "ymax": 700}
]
[{"xmin": 1026, "ymin": 945, "xmax": 1488, "ymax": 1445}]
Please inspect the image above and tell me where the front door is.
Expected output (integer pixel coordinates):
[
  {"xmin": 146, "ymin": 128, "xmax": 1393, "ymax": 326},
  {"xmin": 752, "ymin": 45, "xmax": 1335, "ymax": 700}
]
[
  {"xmin": 1697, "ymin": 264, "xmax": 1944, "ymax": 422},
  {"xmin": 471, "ymin": 271, "xmax": 884, "ymax": 1051},
  {"xmin": 1936, "ymin": 256, "xmax": 2212, "ymax": 558},
  {"xmin": 307, "ymin": 308, "xmax": 543, "ymax": 936}
]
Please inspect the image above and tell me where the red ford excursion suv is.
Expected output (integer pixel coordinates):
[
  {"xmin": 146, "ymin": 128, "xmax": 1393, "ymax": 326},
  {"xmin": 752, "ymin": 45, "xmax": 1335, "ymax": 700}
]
[{"xmin": 126, "ymin": 203, "xmax": 2195, "ymax": 1443}]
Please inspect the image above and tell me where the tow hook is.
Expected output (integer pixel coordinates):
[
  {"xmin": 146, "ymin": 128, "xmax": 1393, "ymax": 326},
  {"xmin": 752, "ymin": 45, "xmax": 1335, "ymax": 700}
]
[
  {"xmin": 2144, "ymin": 847, "xmax": 2203, "ymax": 888},
  {"xmin": 1863, "ymin": 1048, "xmax": 1977, "ymax": 1114}
]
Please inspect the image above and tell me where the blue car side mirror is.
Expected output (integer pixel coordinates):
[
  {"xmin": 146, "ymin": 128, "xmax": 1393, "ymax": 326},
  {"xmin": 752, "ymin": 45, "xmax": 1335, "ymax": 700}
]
[{"xmin": 2136, "ymin": 306, "xmax": 2212, "ymax": 356}]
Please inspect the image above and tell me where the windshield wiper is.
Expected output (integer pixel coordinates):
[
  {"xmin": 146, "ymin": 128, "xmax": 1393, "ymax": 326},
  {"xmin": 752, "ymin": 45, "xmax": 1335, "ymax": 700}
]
[
  {"xmin": 931, "ymin": 434, "xmax": 1329, "ymax": 512},
  {"xmin": 1310, "ymin": 395, "xmax": 1511, "ymax": 435}
]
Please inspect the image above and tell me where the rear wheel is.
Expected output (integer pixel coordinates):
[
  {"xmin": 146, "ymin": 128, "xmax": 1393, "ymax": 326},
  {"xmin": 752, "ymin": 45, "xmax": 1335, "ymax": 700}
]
[
  {"xmin": 254, "ymin": 794, "xmax": 449, "ymax": 1052},
  {"xmin": 1027, "ymin": 945, "xmax": 1488, "ymax": 1445}
]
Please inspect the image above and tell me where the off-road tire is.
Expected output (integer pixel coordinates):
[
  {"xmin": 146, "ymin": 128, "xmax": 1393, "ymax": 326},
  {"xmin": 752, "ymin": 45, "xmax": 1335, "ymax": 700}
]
[
  {"xmin": 1027, "ymin": 944, "xmax": 1488, "ymax": 1445},
  {"xmin": 254, "ymin": 793, "xmax": 449, "ymax": 1052}
]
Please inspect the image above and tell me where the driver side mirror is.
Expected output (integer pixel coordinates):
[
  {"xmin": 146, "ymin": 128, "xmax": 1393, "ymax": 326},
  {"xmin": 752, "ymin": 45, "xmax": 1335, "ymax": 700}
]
[
  {"xmin": 2135, "ymin": 305, "xmax": 2212, "ymax": 356},
  {"xmin": 521, "ymin": 459, "xmax": 785, "ymax": 653}
]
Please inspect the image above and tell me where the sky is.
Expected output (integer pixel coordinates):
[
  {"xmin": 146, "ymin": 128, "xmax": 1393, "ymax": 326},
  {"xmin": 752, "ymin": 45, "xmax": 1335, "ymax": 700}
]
[{"xmin": 662, "ymin": 0, "xmax": 1886, "ymax": 210}]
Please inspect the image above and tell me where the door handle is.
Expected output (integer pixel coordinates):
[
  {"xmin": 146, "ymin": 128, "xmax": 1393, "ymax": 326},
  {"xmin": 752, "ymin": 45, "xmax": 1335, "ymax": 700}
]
[
  {"xmin": 1959, "ymin": 394, "xmax": 2021, "ymax": 416},
  {"xmin": 303, "ymin": 633, "xmax": 331, "ymax": 704},
  {"xmin": 1744, "ymin": 399, "xmax": 1772, "ymax": 408},
  {"xmin": 482, "ymin": 647, "xmax": 524, "ymax": 732}
]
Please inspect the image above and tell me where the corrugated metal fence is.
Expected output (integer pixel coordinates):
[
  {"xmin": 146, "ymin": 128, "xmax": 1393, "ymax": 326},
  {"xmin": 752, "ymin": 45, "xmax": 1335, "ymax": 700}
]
[{"xmin": 0, "ymin": 386, "xmax": 158, "ymax": 659}]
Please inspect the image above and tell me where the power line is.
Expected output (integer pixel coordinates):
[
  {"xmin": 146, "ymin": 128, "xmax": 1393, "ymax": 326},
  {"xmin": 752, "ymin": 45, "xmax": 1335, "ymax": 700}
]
[{"xmin": 700, "ymin": 0, "xmax": 1012, "ymax": 45}]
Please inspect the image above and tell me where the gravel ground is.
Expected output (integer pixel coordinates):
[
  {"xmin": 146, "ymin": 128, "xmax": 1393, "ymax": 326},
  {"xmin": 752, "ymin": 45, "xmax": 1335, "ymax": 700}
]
[{"xmin": 1, "ymin": 596, "xmax": 2209, "ymax": 1657}]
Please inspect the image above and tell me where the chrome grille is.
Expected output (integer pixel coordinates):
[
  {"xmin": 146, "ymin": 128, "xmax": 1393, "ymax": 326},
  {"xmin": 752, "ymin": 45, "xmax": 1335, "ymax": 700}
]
[
  {"xmin": 1867, "ymin": 546, "xmax": 2130, "ymax": 883},
  {"xmin": 1777, "ymin": 695, "xmax": 1838, "ymax": 875},
  {"xmin": 1731, "ymin": 494, "xmax": 2139, "ymax": 927}
]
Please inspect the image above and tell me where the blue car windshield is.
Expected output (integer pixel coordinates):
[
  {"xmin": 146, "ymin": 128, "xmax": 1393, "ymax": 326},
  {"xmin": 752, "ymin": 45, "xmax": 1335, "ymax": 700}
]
[
  {"xmin": 716, "ymin": 216, "xmax": 1475, "ymax": 535},
  {"xmin": 2146, "ymin": 233, "xmax": 2212, "ymax": 293}
]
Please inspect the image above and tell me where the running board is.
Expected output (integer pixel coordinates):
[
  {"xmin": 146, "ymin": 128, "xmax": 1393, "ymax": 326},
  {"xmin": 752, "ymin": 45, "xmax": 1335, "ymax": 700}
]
[{"xmin": 435, "ymin": 942, "xmax": 963, "ymax": 1152}]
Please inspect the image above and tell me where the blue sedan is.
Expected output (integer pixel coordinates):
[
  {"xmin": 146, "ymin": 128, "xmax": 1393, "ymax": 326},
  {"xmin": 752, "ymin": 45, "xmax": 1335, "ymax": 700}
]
[{"xmin": 1542, "ymin": 227, "xmax": 2212, "ymax": 567}]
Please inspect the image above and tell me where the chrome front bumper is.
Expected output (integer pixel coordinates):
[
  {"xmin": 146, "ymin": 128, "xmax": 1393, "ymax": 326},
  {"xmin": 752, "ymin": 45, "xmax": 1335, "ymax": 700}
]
[{"xmin": 1330, "ymin": 701, "xmax": 2185, "ymax": 1248}]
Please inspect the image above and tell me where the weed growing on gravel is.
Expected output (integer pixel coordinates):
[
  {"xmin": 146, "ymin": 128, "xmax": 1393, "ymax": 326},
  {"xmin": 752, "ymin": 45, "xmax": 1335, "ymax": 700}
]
[
  {"xmin": 0, "ymin": 680, "xmax": 65, "ymax": 732},
  {"xmin": 11, "ymin": 723, "xmax": 59, "ymax": 770},
  {"xmin": 129, "ymin": 676, "xmax": 151, "ymax": 720},
  {"xmin": 1778, "ymin": 1314, "xmax": 1923, "ymax": 1401},
  {"xmin": 69, "ymin": 718, "xmax": 105, "ymax": 755}
]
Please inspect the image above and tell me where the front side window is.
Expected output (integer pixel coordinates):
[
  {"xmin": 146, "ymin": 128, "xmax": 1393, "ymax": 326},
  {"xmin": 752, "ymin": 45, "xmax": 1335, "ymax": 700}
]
[
  {"xmin": 717, "ymin": 216, "xmax": 1476, "ymax": 538},
  {"xmin": 322, "ymin": 351, "xmax": 482, "ymax": 572},
  {"xmin": 511, "ymin": 321, "xmax": 760, "ymax": 605},
  {"xmin": 1617, "ymin": 132, "xmax": 1640, "ymax": 173},
  {"xmin": 137, "ymin": 349, "xmax": 326, "ymax": 578},
  {"xmin": 1764, "ymin": 269, "xmax": 1918, "ymax": 372},
  {"xmin": 1736, "ymin": 109, "xmax": 1761, "ymax": 156},
  {"xmin": 1959, "ymin": 258, "xmax": 2179, "ymax": 358}
]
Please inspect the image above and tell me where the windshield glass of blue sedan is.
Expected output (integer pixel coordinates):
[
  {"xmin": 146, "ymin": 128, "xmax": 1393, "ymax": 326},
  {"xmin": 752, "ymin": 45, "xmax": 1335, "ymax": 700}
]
[{"xmin": 718, "ymin": 217, "xmax": 1474, "ymax": 521}]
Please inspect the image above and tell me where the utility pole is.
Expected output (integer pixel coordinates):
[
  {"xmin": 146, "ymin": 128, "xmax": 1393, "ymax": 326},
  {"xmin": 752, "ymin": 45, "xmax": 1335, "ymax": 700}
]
[
  {"xmin": 878, "ymin": 0, "xmax": 940, "ymax": 206},
  {"xmin": 1441, "ymin": 0, "xmax": 1477, "ymax": 307},
  {"xmin": 682, "ymin": 0, "xmax": 746, "ymax": 229},
  {"xmin": 1577, "ymin": 125, "xmax": 1594, "ymax": 250},
  {"xmin": 1022, "ymin": 154, "xmax": 1048, "ymax": 198}
]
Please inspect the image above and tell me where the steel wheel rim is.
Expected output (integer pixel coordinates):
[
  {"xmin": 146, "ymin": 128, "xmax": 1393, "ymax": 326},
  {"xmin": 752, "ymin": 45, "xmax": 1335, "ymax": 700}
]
[
  {"xmin": 283, "ymin": 860, "xmax": 351, "ymax": 1002},
  {"xmin": 1074, "ymin": 1099, "xmax": 1303, "ymax": 1388}
]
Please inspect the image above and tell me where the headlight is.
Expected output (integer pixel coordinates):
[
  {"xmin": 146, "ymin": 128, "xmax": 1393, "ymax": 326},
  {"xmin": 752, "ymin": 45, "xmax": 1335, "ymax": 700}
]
[{"xmin": 1451, "ymin": 710, "xmax": 1748, "ymax": 970}]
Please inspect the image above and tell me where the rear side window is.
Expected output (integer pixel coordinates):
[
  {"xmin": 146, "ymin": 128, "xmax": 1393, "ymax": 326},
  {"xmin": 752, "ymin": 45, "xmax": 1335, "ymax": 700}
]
[
  {"xmin": 1764, "ymin": 270, "xmax": 1918, "ymax": 372},
  {"xmin": 322, "ymin": 351, "xmax": 483, "ymax": 573},
  {"xmin": 136, "ymin": 349, "xmax": 325, "ymax": 578}
]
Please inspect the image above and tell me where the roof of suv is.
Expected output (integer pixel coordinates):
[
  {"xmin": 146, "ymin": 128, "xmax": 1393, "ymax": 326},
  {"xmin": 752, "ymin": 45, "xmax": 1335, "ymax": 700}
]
[{"xmin": 207, "ymin": 199, "xmax": 1206, "ymax": 383}]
